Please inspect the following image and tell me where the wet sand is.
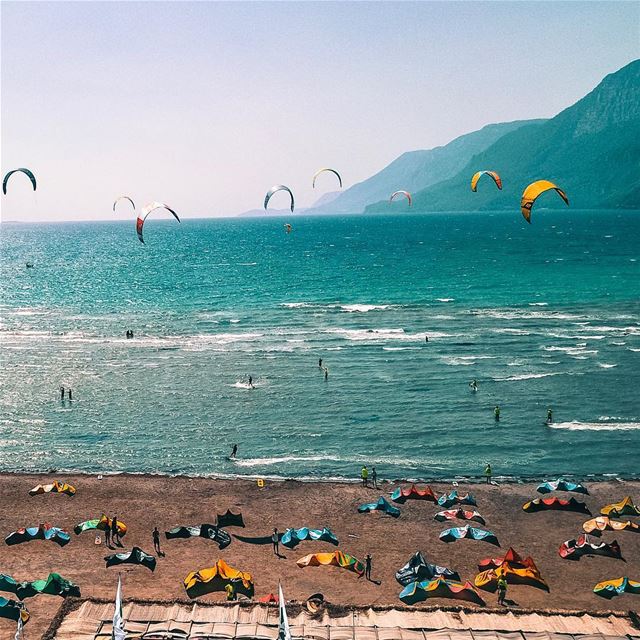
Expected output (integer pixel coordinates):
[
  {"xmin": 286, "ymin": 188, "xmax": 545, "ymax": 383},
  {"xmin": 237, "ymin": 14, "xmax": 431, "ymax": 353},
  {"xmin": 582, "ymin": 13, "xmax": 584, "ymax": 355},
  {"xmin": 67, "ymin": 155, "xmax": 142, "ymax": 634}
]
[{"xmin": 1, "ymin": 473, "xmax": 638, "ymax": 638}]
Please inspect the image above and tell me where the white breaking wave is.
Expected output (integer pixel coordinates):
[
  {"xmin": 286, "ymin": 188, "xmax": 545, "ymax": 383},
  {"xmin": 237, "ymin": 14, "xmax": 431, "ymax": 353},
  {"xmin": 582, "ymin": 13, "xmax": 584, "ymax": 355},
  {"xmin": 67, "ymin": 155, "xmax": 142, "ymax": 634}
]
[
  {"xmin": 435, "ymin": 298, "xmax": 455, "ymax": 303},
  {"xmin": 597, "ymin": 363, "xmax": 617, "ymax": 369},
  {"xmin": 495, "ymin": 372, "xmax": 564, "ymax": 381},
  {"xmin": 528, "ymin": 302, "xmax": 549, "ymax": 306},
  {"xmin": 493, "ymin": 328, "xmax": 531, "ymax": 335},
  {"xmin": 234, "ymin": 454, "xmax": 342, "ymax": 467},
  {"xmin": 340, "ymin": 304, "xmax": 391, "ymax": 313},
  {"xmin": 326, "ymin": 328, "xmax": 451, "ymax": 342},
  {"xmin": 549, "ymin": 421, "xmax": 640, "ymax": 431}
]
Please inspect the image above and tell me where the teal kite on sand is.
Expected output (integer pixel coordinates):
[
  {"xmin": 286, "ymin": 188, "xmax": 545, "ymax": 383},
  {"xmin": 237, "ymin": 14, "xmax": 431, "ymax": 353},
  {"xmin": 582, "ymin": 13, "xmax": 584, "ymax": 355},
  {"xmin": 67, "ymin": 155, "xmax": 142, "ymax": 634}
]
[
  {"xmin": 0, "ymin": 573, "xmax": 80, "ymax": 600},
  {"xmin": 105, "ymin": 546, "xmax": 156, "ymax": 572},
  {"xmin": 439, "ymin": 525, "xmax": 500, "ymax": 546},
  {"xmin": 280, "ymin": 527, "xmax": 339, "ymax": 549},
  {"xmin": 437, "ymin": 491, "xmax": 477, "ymax": 508},
  {"xmin": 399, "ymin": 576, "xmax": 484, "ymax": 606},
  {"xmin": 537, "ymin": 479, "xmax": 589, "ymax": 495},
  {"xmin": 0, "ymin": 597, "xmax": 29, "ymax": 623},
  {"xmin": 593, "ymin": 577, "xmax": 640, "ymax": 599},
  {"xmin": 5, "ymin": 524, "xmax": 71, "ymax": 547},
  {"xmin": 358, "ymin": 496, "xmax": 401, "ymax": 518}
]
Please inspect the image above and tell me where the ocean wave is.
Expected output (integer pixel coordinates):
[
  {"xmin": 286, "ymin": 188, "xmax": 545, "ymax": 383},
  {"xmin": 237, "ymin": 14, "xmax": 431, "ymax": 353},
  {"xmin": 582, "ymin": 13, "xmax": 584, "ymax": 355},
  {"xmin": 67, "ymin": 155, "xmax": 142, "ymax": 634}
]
[
  {"xmin": 492, "ymin": 328, "xmax": 531, "ymax": 335},
  {"xmin": 528, "ymin": 302, "xmax": 549, "ymax": 306},
  {"xmin": 340, "ymin": 304, "xmax": 391, "ymax": 313},
  {"xmin": 382, "ymin": 346, "xmax": 420, "ymax": 351},
  {"xmin": 326, "ymin": 328, "xmax": 450, "ymax": 342},
  {"xmin": 471, "ymin": 309, "xmax": 586, "ymax": 321},
  {"xmin": 494, "ymin": 372, "xmax": 563, "ymax": 381},
  {"xmin": 548, "ymin": 421, "xmax": 640, "ymax": 431},
  {"xmin": 597, "ymin": 363, "xmax": 617, "ymax": 369},
  {"xmin": 234, "ymin": 454, "xmax": 342, "ymax": 467},
  {"xmin": 435, "ymin": 298, "xmax": 455, "ymax": 303}
]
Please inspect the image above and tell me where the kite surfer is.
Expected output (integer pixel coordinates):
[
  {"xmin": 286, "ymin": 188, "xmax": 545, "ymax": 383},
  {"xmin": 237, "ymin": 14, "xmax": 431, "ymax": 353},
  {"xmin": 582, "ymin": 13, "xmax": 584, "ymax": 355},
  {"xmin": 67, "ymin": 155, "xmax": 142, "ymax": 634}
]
[
  {"xmin": 67, "ymin": 388, "xmax": 73, "ymax": 401},
  {"xmin": 60, "ymin": 386, "xmax": 65, "ymax": 401},
  {"xmin": 248, "ymin": 375, "xmax": 254, "ymax": 389},
  {"xmin": 272, "ymin": 528, "xmax": 280, "ymax": 556},
  {"xmin": 494, "ymin": 406, "xmax": 500, "ymax": 421},
  {"xmin": 546, "ymin": 408, "xmax": 553, "ymax": 424},
  {"xmin": 230, "ymin": 443, "xmax": 238, "ymax": 459},
  {"xmin": 469, "ymin": 379, "xmax": 478, "ymax": 392}
]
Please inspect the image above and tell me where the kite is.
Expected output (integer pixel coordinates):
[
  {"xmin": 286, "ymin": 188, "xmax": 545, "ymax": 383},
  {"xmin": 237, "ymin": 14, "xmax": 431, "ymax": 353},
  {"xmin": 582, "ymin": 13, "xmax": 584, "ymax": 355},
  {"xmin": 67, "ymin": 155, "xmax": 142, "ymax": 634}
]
[
  {"xmin": 216, "ymin": 510, "xmax": 245, "ymax": 528},
  {"xmin": 593, "ymin": 577, "xmax": 640, "ymax": 599},
  {"xmin": 0, "ymin": 573, "xmax": 80, "ymax": 600},
  {"xmin": 399, "ymin": 576, "xmax": 484, "ymax": 606},
  {"xmin": 559, "ymin": 534, "xmax": 622, "ymax": 561},
  {"xmin": 5, "ymin": 524, "xmax": 70, "ymax": 547},
  {"xmin": 439, "ymin": 525, "xmax": 499, "ymax": 546},
  {"xmin": 601, "ymin": 496, "xmax": 640, "ymax": 518},
  {"xmin": 280, "ymin": 527, "xmax": 339, "ymax": 549},
  {"xmin": 478, "ymin": 548, "xmax": 533, "ymax": 571},
  {"xmin": 184, "ymin": 559, "xmax": 254, "ymax": 599},
  {"xmin": 390, "ymin": 484, "xmax": 437, "ymax": 504},
  {"xmin": 74, "ymin": 515, "xmax": 126, "ymax": 537},
  {"xmin": 28, "ymin": 480, "xmax": 76, "ymax": 497},
  {"xmin": 0, "ymin": 597, "xmax": 29, "ymax": 624},
  {"xmin": 312, "ymin": 168, "xmax": 342, "ymax": 189},
  {"xmin": 358, "ymin": 496, "xmax": 401, "ymax": 518},
  {"xmin": 434, "ymin": 509, "xmax": 485, "ymax": 525},
  {"xmin": 2, "ymin": 168, "xmax": 36, "ymax": 195},
  {"xmin": 583, "ymin": 516, "xmax": 640, "ymax": 536},
  {"xmin": 437, "ymin": 491, "xmax": 477, "ymax": 509},
  {"xmin": 522, "ymin": 497, "xmax": 590, "ymax": 514},
  {"xmin": 113, "ymin": 196, "xmax": 135, "ymax": 213},
  {"xmin": 264, "ymin": 185, "xmax": 294, "ymax": 213},
  {"xmin": 520, "ymin": 180, "xmax": 569, "ymax": 223},
  {"xmin": 389, "ymin": 190, "xmax": 412, "ymax": 207},
  {"xmin": 395, "ymin": 552, "xmax": 460, "ymax": 586},
  {"xmin": 296, "ymin": 551, "xmax": 364, "ymax": 576},
  {"xmin": 165, "ymin": 524, "xmax": 231, "ymax": 550},
  {"xmin": 475, "ymin": 563, "xmax": 549, "ymax": 593},
  {"xmin": 536, "ymin": 479, "xmax": 589, "ymax": 495},
  {"xmin": 136, "ymin": 201, "xmax": 180, "ymax": 243},
  {"xmin": 105, "ymin": 547, "xmax": 156, "ymax": 572},
  {"xmin": 471, "ymin": 170, "xmax": 502, "ymax": 192}
]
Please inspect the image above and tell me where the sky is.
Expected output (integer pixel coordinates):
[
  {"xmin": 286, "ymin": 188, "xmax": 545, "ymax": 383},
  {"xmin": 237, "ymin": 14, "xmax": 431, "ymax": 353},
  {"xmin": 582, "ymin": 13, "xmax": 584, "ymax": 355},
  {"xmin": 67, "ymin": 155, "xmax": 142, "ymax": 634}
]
[{"xmin": 1, "ymin": 1, "xmax": 638, "ymax": 221}]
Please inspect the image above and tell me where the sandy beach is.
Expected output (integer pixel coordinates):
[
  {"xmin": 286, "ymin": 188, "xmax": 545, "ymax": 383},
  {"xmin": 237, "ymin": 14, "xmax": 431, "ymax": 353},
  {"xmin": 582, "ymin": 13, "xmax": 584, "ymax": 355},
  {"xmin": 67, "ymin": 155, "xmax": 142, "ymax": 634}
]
[{"xmin": 0, "ymin": 473, "xmax": 638, "ymax": 637}]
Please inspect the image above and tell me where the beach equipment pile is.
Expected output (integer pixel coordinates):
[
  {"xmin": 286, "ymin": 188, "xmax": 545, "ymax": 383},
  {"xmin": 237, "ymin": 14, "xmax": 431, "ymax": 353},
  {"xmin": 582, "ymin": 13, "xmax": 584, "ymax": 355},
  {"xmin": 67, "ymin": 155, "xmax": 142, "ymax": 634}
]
[{"xmin": 184, "ymin": 559, "xmax": 254, "ymax": 599}]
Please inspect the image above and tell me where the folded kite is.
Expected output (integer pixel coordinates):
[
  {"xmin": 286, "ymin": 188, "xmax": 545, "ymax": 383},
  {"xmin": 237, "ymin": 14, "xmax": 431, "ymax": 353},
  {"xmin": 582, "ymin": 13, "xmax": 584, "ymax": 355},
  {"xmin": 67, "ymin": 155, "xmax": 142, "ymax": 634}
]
[
  {"xmin": 475, "ymin": 561, "xmax": 549, "ymax": 593},
  {"xmin": 390, "ymin": 484, "xmax": 437, "ymax": 504},
  {"xmin": 28, "ymin": 480, "xmax": 76, "ymax": 497},
  {"xmin": 559, "ymin": 534, "xmax": 622, "ymax": 561},
  {"xmin": 536, "ymin": 479, "xmax": 588, "ymax": 495},
  {"xmin": 593, "ymin": 576, "xmax": 640, "ymax": 599},
  {"xmin": 601, "ymin": 496, "xmax": 640, "ymax": 518},
  {"xmin": 399, "ymin": 576, "xmax": 484, "ymax": 606},
  {"xmin": 281, "ymin": 527, "xmax": 339, "ymax": 549},
  {"xmin": 523, "ymin": 497, "xmax": 591, "ymax": 514},
  {"xmin": 0, "ymin": 573, "xmax": 80, "ymax": 600},
  {"xmin": 434, "ymin": 509, "xmax": 485, "ymax": 525},
  {"xmin": 216, "ymin": 510, "xmax": 245, "ymax": 528},
  {"xmin": 583, "ymin": 516, "xmax": 640, "ymax": 536},
  {"xmin": 437, "ymin": 491, "xmax": 477, "ymax": 508},
  {"xmin": 165, "ymin": 524, "xmax": 231, "ymax": 549},
  {"xmin": 74, "ymin": 515, "xmax": 127, "ymax": 537},
  {"xmin": 184, "ymin": 559, "xmax": 254, "ymax": 599},
  {"xmin": 395, "ymin": 552, "xmax": 460, "ymax": 586},
  {"xmin": 105, "ymin": 547, "xmax": 156, "ymax": 572},
  {"xmin": 358, "ymin": 496, "xmax": 400, "ymax": 518},
  {"xmin": 0, "ymin": 597, "xmax": 29, "ymax": 624},
  {"xmin": 258, "ymin": 593, "xmax": 278, "ymax": 604},
  {"xmin": 296, "ymin": 551, "xmax": 364, "ymax": 576},
  {"xmin": 439, "ymin": 525, "xmax": 499, "ymax": 546},
  {"xmin": 5, "ymin": 523, "xmax": 70, "ymax": 547}
]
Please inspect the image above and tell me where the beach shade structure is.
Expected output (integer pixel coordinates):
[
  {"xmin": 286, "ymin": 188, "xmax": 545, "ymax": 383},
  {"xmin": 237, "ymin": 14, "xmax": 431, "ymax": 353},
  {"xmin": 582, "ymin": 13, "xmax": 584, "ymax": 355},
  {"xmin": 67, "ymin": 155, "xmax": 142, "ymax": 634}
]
[
  {"xmin": 0, "ymin": 597, "xmax": 29, "ymax": 624},
  {"xmin": 522, "ymin": 497, "xmax": 591, "ymax": 515},
  {"xmin": 434, "ymin": 509, "xmax": 485, "ymax": 526},
  {"xmin": 258, "ymin": 593, "xmax": 278, "ymax": 604},
  {"xmin": 28, "ymin": 480, "xmax": 76, "ymax": 497},
  {"xmin": 74, "ymin": 515, "xmax": 127, "ymax": 537},
  {"xmin": 296, "ymin": 551, "xmax": 365, "ymax": 577},
  {"xmin": 399, "ymin": 576, "xmax": 485, "ymax": 606},
  {"xmin": 395, "ymin": 552, "xmax": 460, "ymax": 586},
  {"xmin": 184, "ymin": 559, "xmax": 254, "ymax": 599},
  {"xmin": 437, "ymin": 491, "xmax": 477, "ymax": 509},
  {"xmin": 475, "ymin": 560, "xmax": 549, "ymax": 593},
  {"xmin": 536, "ymin": 479, "xmax": 589, "ymax": 495},
  {"xmin": 358, "ymin": 496, "xmax": 401, "ymax": 518},
  {"xmin": 5, "ymin": 523, "xmax": 71, "ymax": 547},
  {"xmin": 478, "ymin": 547, "xmax": 534, "ymax": 571},
  {"xmin": 0, "ymin": 573, "xmax": 80, "ymax": 600},
  {"xmin": 165, "ymin": 524, "xmax": 231, "ymax": 550},
  {"xmin": 593, "ymin": 577, "xmax": 640, "ymax": 599},
  {"xmin": 601, "ymin": 496, "xmax": 640, "ymax": 518},
  {"xmin": 583, "ymin": 516, "xmax": 640, "ymax": 536},
  {"xmin": 390, "ymin": 484, "xmax": 437, "ymax": 504},
  {"xmin": 439, "ymin": 525, "xmax": 500, "ymax": 547},
  {"xmin": 216, "ymin": 510, "xmax": 245, "ymax": 528},
  {"xmin": 105, "ymin": 547, "xmax": 156, "ymax": 572},
  {"xmin": 559, "ymin": 534, "xmax": 623, "ymax": 561},
  {"xmin": 281, "ymin": 527, "xmax": 339, "ymax": 549}
]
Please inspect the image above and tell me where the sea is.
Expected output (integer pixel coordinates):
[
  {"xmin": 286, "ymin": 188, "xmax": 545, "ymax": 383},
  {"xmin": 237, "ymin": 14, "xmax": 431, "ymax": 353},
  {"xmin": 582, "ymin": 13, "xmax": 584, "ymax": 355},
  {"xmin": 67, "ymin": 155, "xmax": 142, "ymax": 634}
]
[{"xmin": 1, "ymin": 211, "xmax": 639, "ymax": 482}]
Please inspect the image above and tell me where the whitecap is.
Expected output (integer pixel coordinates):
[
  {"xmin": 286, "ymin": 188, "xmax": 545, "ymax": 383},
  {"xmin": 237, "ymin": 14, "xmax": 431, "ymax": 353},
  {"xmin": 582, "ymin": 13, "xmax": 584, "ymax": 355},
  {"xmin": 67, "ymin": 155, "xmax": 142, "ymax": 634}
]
[
  {"xmin": 340, "ymin": 304, "xmax": 390, "ymax": 313},
  {"xmin": 548, "ymin": 421, "xmax": 640, "ymax": 431},
  {"xmin": 436, "ymin": 298, "xmax": 455, "ymax": 303},
  {"xmin": 597, "ymin": 363, "xmax": 617, "ymax": 369},
  {"xmin": 495, "ymin": 372, "xmax": 563, "ymax": 381}
]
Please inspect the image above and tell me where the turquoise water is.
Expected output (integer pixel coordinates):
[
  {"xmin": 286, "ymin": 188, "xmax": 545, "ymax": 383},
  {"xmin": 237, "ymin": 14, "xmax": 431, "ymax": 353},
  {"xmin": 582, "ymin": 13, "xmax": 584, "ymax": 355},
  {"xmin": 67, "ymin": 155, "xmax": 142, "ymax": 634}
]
[{"xmin": 1, "ymin": 211, "xmax": 639, "ymax": 480}]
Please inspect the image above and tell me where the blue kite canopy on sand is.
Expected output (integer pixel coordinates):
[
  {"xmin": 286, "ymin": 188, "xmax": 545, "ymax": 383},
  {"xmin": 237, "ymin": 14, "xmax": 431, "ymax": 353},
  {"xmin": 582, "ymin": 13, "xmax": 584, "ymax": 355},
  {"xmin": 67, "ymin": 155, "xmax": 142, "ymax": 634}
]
[
  {"xmin": 537, "ymin": 479, "xmax": 589, "ymax": 495},
  {"xmin": 395, "ymin": 552, "xmax": 460, "ymax": 586},
  {"xmin": 0, "ymin": 573, "xmax": 80, "ymax": 600},
  {"xmin": 5, "ymin": 524, "xmax": 71, "ymax": 547},
  {"xmin": 281, "ymin": 527, "xmax": 339, "ymax": 549},
  {"xmin": 358, "ymin": 496, "xmax": 401, "ymax": 518},
  {"xmin": 437, "ymin": 491, "xmax": 477, "ymax": 508},
  {"xmin": 399, "ymin": 576, "xmax": 485, "ymax": 606},
  {"xmin": 439, "ymin": 525, "xmax": 500, "ymax": 547}
]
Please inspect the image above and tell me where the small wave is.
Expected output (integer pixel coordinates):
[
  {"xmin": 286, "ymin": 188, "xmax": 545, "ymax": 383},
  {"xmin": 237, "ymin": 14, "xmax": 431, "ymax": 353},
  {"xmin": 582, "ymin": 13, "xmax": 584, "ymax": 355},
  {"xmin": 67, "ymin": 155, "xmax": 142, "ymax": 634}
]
[
  {"xmin": 326, "ymin": 328, "xmax": 450, "ymax": 342},
  {"xmin": 495, "ymin": 372, "xmax": 563, "ymax": 381},
  {"xmin": 382, "ymin": 346, "xmax": 419, "ymax": 351},
  {"xmin": 549, "ymin": 421, "xmax": 640, "ymax": 431},
  {"xmin": 597, "ymin": 363, "xmax": 617, "ymax": 369},
  {"xmin": 234, "ymin": 454, "xmax": 341, "ymax": 467},
  {"xmin": 280, "ymin": 302, "xmax": 313, "ymax": 309},
  {"xmin": 435, "ymin": 298, "xmax": 455, "ymax": 303},
  {"xmin": 629, "ymin": 348, "xmax": 640, "ymax": 352},
  {"xmin": 340, "ymin": 304, "xmax": 390, "ymax": 313},
  {"xmin": 492, "ymin": 328, "xmax": 531, "ymax": 336},
  {"xmin": 528, "ymin": 302, "xmax": 548, "ymax": 306}
]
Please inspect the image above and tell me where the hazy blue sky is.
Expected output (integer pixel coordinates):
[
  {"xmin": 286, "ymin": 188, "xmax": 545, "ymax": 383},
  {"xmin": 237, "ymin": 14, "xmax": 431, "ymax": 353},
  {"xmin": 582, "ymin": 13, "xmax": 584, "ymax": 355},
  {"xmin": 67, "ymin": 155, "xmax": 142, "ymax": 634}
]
[{"xmin": 1, "ymin": 1, "xmax": 638, "ymax": 221}]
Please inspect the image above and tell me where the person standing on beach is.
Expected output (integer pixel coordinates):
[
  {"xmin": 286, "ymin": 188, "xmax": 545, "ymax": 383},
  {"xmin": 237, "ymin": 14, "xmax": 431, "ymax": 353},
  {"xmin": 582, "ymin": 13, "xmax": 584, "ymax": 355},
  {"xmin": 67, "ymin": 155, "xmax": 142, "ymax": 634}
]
[
  {"xmin": 230, "ymin": 443, "xmax": 238, "ymax": 459},
  {"xmin": 497, "ymin": 573, "xmax": 508, "ymax": 605},
  {"xmin": 371, "ymin": 467, "xmax": 378, "ymax": 489},
  {"xmin": 361, "ymin": 466, "xmax": 369, "ymax": 487},
  {"xmin": 104, "ymin": 522, "xmax": 111, "ymax": 547},
  {"xmin": 152, "ymin": 526, "xmax": 161, "ymax": 556},
  {"xmin": 111, "ymin": 516, "xmax": 119, "ymax": 546},
  {"xmin": 484, "ymin": 463, "xmax": 492, "ymax": 484},
  {"xmin": 494, "ymin": 406, "xmax": 500, "ymax": 421},
  {"xmin": 272, "ymin": 528, "xmax": 280, "ymax": 556},
  {"xmin": 365, "ymin": 554, "xmax": 372, "ymax": 581},
  {"xmin": 225, "ymin": 582, "xmax": 236, "ymax": 601}
]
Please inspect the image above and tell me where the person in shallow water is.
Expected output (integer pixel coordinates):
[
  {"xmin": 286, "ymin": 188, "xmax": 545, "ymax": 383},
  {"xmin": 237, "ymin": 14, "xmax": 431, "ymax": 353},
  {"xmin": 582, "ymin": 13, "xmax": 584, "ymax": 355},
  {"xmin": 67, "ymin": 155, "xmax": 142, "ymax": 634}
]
[
  {"xmin": 230, "ymin": 443, "xmax": 238, "ymax": 459},
  {"xmin": 494, "ymin": 406, "xmax": 500, "ymax": 421},
  {"xmin": 248, "ymin": 375, "xmax": 254, "ymax": 388},
  {"xmin": 318, "ymin": 358, "xmax": 323, "ymax": 368},
  {"xmin": 469, "ymin": 379, "xmax": 478, "ymax": 392},
  {"xmin": 547, "ymin": 408, "xmax": 553, "ymax": 424},
  {"xmin": 60, "ymin": 386, "xmax": 65, "ymax": 401},
  {"xmin": 324, "ymin": 366, "xmax": 329, "ymax": 380},
  {"xmin": 425, "ymin": 335, "xmax": 429, "ymax": 342}
]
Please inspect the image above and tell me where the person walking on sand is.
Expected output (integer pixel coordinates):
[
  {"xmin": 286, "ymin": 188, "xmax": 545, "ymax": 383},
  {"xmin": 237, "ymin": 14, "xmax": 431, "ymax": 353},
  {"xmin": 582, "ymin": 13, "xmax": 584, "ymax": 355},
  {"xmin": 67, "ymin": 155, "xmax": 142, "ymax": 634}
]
[
  {"xmin": 111, "ymin": 516, "xmax": 119, "ymax": 546},
  {"xmin": 497, "ymin": 573, "xmax": 508, "ymax": 606},
  {"xmin": 494, "ymin": 406, "xmax": 500, "ymax": 421},
  {"xmin": 230, "ymin": 443, "xmax": 238, "ymax": 459},
  {"xmin": 361, "ymin": 465, "xmax": 369, "ymax": 488},
  {"xmin": 152, "ymin": 526, "xmax": 161, "ymax": 556},
  {"xmin": 371, "ymin": 467, "xmax": 378, "ymax": 489},
  {"xmin": 484, "ymin": 463, "xmax": 492, "ymax": 484},
  {"xmin": 365, "ymin": 553, "xmax": 372, "ymax": 581},
  {"xmin": 272, "ymin": 528, "xmax": 280, "ymax": 556}
]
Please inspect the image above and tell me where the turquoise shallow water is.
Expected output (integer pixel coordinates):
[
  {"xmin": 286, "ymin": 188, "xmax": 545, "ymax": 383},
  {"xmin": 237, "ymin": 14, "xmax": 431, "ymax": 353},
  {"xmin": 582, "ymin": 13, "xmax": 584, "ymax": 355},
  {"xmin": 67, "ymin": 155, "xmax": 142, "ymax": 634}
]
[{"xmin": 1, "ymin": 211, "xmax": 639, "ymax": 480}]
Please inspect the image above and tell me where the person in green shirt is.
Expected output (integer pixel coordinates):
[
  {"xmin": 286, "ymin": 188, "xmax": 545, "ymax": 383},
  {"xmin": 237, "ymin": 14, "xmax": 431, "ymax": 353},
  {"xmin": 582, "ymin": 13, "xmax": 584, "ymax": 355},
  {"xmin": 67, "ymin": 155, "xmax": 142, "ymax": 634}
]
[
  {"xmin": 361, "ymin": 466, "xmax": 369, "ymax": 487},
  {"xmin": 497, "ymin": 574, "xmax": 507, "ymax": 605},
  {"xmin": 484, "ymin": 463, "xmax": 492, "ymax": 484},
  {"xmin": 225, "ymin": 582, "xmax": 236, "ymax": 601},
  {"xmin": 494, "ymin": 406, "xmax": 500, "ymax": 421}
]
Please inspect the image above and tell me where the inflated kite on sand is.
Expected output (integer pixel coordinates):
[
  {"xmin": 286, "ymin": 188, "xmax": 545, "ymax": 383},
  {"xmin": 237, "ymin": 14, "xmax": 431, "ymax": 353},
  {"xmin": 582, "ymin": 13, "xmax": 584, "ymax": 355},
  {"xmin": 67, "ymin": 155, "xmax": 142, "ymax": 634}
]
[
  {"xmin": 593, "ymin": 577, "xmax": 640, "ymax": 599},
  {"xmin": 601, "ymin": 496, "xmax": 640, "ymax": 518},
  {"xmin": 281, "ymin": 527, "xmax": 339, "ymax": 549},
  {"xmin": 28, "ymin": 480, "xmax": 76, "ymax": 497},
  {"xmin": 439, "ymin": 525, "xmax": 499, "ymax": 546},
  {"xmin": 105, "ymin": 547, "xmax": 156, "ymax": 572},
  {"xmin": 165, "ymin": 525, "xmax": 231, "ymax": 549},
  {"xmin": 522, "ymin": 497, "xmax": 591, "ymax": 515},
  {"xmin": 0, "ymin": 573, "xmax": 80, "ymax": 600},
  {"xmin": 184, "ymin": 559, "xmax": 254, "ymax": 599},
  {"xmin": 399, "ymin": 576, "xmax": 484, "ymax": 606},
  {"xmin": 358, "ymin": 496, "xmax": 401, "ymax": 518},
  {"xmin": 559, "ymin": 534, "xmax": 622, "ymax": 561},
  {"xmin": 390, "ymin": 484, "xmax": 437, "ymax": 504},
  {"xmin": 395, "ymin": 552, "xmax": 460, "ymax": 586},
  {"xmin": 437, "ymin": 491, "xmax": 477, "ymax": 508},
  {"xmin": 536, "ymin": 479, "xmax": 588, "ymax": 495},
  {"xmin": 296, "ymin": 551, "xmax": 365, "ymax": 576},
  {"xmin": 5, "ymin": 524, "xmax": 70, "ymax": 547}
]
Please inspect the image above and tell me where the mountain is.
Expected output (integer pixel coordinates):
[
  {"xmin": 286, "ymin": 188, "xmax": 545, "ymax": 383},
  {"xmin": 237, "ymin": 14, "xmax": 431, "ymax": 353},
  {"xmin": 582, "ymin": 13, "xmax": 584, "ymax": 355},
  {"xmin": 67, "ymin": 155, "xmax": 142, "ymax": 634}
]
[
  {"xmin": 306, "ymin": 119, "xmax": 545, "ymax": 214},
  {"xmin": 365, "ymin": 59, "xmax": 640, "ymax": 213}
]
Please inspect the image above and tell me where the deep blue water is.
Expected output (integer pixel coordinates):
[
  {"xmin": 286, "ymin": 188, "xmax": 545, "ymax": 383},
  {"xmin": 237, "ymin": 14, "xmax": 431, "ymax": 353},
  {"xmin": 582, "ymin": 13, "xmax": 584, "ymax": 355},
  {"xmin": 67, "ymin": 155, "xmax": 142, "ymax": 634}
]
[{"xmin": 1, "ymin": 211, "xmax": 639, "ymax": 480}]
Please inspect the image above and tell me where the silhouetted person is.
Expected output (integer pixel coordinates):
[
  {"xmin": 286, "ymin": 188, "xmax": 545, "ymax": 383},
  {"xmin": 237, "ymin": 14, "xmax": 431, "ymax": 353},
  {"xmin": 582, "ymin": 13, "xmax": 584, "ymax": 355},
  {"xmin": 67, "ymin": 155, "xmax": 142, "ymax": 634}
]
[
  {"xmin": 111, "ymin": 516, "xmax": 119, "ymax": 546},
  {"xmin": 104, "ymin": 524, "xmax": 111, "ymax": 547},
  {"xmin": 153, "ymin": 526, "xmax": 161, "ymax": 555},
  {"xmin": 371, "ymin": 467, "xmax": 378, "ymax": 489},
  {"xmin": 324, "ymin": 366, "xmax": 329, "ymax": 380},
  {"xmin": 60, "ymin": 386, "xmax": 65, "ymax": 401},
  {"xmin": 67, "ymin": 388, "xmax": 73, "ymax": 401},
  {"xmin": 318, "ymin": 358, "xmax": 323, "ymax": 368},
  {"xmin": 494, "ymin": 406, "xmax": 500, "ymax": 421},
  {"xmin": 272, "ymin": 528, "xmax": 280, "ymax": 556},
  {"xmin": 248, "ymin": 375, "xmax": 254, "ymax": 388},
  {"xmin": 230, "ymin": 444, "xmax": 238, "ymax": 459},
  {"xmin": 425, "ymin": 335, "xmax": 429, "ymax": 343},
  {"xmin": 365, "ymin": 554, "xmax": 372, "ymax": 580}
]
